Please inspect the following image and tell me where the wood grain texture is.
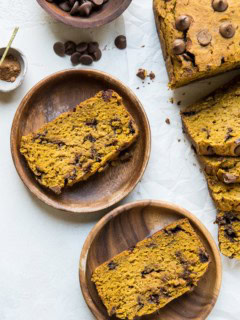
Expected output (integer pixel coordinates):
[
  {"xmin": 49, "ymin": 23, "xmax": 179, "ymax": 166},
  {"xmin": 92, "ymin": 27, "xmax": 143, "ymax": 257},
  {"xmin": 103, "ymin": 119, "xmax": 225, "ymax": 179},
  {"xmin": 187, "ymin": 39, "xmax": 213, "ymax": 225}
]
[
  {"xmin": 36, "ymin": 0, "xmax": 132, "ymax": 29},
  {"xmin": 10, "ymin": 69, "xmax": 151, "ymax": 214},
  {"xmin": 79, "ymin": 200, "xmax": 222, "ymax": 320}
]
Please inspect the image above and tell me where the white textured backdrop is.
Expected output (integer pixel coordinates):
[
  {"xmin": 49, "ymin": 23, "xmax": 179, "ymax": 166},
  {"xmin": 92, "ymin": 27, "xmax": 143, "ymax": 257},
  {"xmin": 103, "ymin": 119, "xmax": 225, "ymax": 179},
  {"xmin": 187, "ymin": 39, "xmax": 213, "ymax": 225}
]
[{"xmin": 1, "ymin": 0, "xmax": 240, "ymax": 319}]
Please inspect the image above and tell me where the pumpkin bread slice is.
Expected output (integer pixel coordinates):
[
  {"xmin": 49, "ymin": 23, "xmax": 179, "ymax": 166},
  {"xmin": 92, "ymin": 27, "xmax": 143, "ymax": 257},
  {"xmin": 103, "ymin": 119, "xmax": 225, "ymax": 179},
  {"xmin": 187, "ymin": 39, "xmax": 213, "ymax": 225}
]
[
  {"xmin": 20, "ymin": 90, "xmax": 139, "ymax": 194},
  {"xmin": 216, "ymin": 211, "xmax": 240, "ymax": 260},
  {"xmin": 92, "ymin": 218, "xmax": 210, "ymax": 320},
  {"xmin": 199, "ymin": 155, "xmax": 240, "ymax": 184},
  {"xmin": 181, "ymin": 77, "xmax": 240, "ymax": 156}
]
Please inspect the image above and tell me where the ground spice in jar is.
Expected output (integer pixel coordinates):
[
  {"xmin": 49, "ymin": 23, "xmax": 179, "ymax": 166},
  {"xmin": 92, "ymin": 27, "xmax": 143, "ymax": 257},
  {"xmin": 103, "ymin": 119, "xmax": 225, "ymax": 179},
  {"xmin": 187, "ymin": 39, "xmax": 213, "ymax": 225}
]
[{"xmin": 0, "ymin": 54, "xmax": 21, "ymax": 82}]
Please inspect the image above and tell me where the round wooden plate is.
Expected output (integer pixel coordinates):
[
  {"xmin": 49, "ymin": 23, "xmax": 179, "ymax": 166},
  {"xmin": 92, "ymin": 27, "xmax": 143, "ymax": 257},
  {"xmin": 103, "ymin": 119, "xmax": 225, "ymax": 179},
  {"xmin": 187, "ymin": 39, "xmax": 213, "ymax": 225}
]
[
  {"xmin": 11, "ymin": 69, "xmax": 151, "ymax": 213},
  {"xmin": 79, "ymin": 200, "xmax": 222, "ymax": 319},
  {"xmin": 36, "ymin": 0, "xmax": 132, "ymax": 29}
]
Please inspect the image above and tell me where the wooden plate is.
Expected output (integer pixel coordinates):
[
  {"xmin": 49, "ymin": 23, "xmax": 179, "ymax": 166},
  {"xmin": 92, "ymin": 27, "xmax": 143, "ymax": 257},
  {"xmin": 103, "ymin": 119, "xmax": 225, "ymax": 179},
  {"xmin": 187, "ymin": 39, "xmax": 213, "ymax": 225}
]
[
  {"xmin": 11, "ymin": 69, "xmax": 151, "ymax": 213},
  {"xmin": 36, "ymin": 0, "xmax": 132, "ymax": 29},
  {"xmin": 79, "ymin": 200, "xmax": 222, "ymax": 319}
]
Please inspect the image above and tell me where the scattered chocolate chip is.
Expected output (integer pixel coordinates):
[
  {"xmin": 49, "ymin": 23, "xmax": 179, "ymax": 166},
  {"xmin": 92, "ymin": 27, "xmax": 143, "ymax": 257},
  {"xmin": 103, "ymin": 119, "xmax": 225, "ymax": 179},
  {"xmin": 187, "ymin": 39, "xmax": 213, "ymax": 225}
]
[
  {"xmin": 212, "ymin": 0, "xmax": 228, "ymax": 12},
  {"xmin": 88, "ymin": 41, "xmax": 99, "ymax": 54},
  {"xmin": 115, "ymin": 35, "xmax": 127, "ymax": 49},
  {"xmin": 136, "ymin": 68, "xmax": 147, "ymax": 80},
  {"xmin": 165, "ymin": 226, "xmax": 183, "ymax": 235},
  {"xmin": 91, "ymin": 48, "xmax": 102, "ymax": 61},
  {"xmin": 149, "ymin": 294, "xmax": 159, "ymax": 304},
  {"xmin": 175, "ymin": 15, "xmax": 191, "ymax": 31},
  {"xmin": 137, "ymin": 297, "xmax": 144, "ymax": 311},
  {"xmin": 79, "ymin": 54, "xmax": 93, "ymax": 65},
  {"xmin": 76, "ymin": 42, "xmax": 88, "ymax": 53},
  {"xmin": 223, "ymin": 173, "xmax": 237, "ymax": 184},
  {"xmin": 199, "ymin": 251, "xmax": 209, "ymax": 263},
  {"xmin": 71, "ymin": 52, "xmax": 81, "ymax": 65},
  {"xmin": 149, "ymin": 71, "xmax": 155, "ymax": 80},
  {"xmin": 220, "ymin": 22, "xmax": 236, "ymax": 38},
  {"xmin": 64, "ymin": 41, "xmax": 76, "ymax": 55},
  {"xmin": 197, "ymin": 30, "xmax": 212, "ymax": 46},
  {"xmin": 108, "ymin": 261, "xmax": 118, "ymax": 270},
  {"xmin": 172, "ymin": 39, "xmax": 186, "ymax": 55},
  {"xmin": 165, "ymin": 118, "xmax": 170, "ymax": 125},
  {"xmin": 53, "ymin": 42, "xmax": 65, "ymax": 57}
]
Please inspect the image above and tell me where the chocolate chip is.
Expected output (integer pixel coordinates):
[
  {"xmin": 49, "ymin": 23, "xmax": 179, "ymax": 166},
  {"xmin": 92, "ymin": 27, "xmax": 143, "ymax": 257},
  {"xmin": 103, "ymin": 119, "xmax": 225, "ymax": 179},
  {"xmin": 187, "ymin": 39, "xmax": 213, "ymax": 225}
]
[
  {"xmin": 220, "ymin": 22, "xmax": 236, "ymax": 38},
  {"xmin": 223, "ymin": 173, "xmax": 237, "ymax": 184},
  {"xmin": 128, "ymin": 121, "xmax": 136, "ymax": 135},
  {"xmin": 64, "ymin": 41, "xmax": 76, "ymax": 55},
  {"xmin": 182, "ymin": 111, "xmax": 196, "ymax": 116},
  {"xmin": 149, "ymin": 71, "xmax": 155, "ymax": 80},
  {"xmin": 108, "ymin": 261, "xmax": 118, "ymax": 270},
  {"xmin": 149, "ymin": 294, "xmax": 159, "ymax": 304},
  {"xmin": 202, "ymin": 128, "xmax": 210, "ymax": 139},
  {"xmin": 225, "ymin": 226, "xmax": 237, "ymax": 241},
  {"xmin": 102, "ymin": 89, "xmax": 113, "ymax": 102},
  {"xmin": 70, "ymin": 1, "xmax": 79, "ymax": 15},
  {"xmin": 199, "ymin": 251, "xmax": 209, "ymax": 263},
  {"xmin": 59, "ymin": 1, "xmax": 71, "ymax": 11},
  {"xmin": 53, "ymin": 42, "xmax": 65, "ymax": 57},
  {"xmin": 78, "ymin": 1, "xmax": 93, "ymax": 16},
  {"xmin": 136, "ymin": 68, "xmax": 147, "ymax": 80},
  {"xmin": 79, "ymin": 54, "xmax": 93, "ymax": 65},
  {"xmin": 49, "ymin": 186, "xmax": 61, "ymax": 194},
  {"xmin": 207, "ymin": 146, "xmax": 215, "ymax": 155},
  {"xmin": 115, "ymin": 35, "xmax": 127, "ymax": 49},
  {"xmin": 86, "ymin": 119, "xmax": 98, "ymax": 127},
  {"xmin": 137, "ymin": 297, "xmax": 144, "ymax": 311},
  {"xmin": 71, "ymin": 52, "xmax": 81, "ymax": 65},
  {"xmin": 168, "ymin": 226, "xmax": 183, "ymax": 234},
  {"xmin": 212, "ymin": 0, "xmax": 228, "ymax": 12},
  {"xmin": 92, "ymin": 0, "xmax": 104, "ymax": 5},
  {"xmin": 165, "ymin": 118, "xmax": 170, "ymax": 125},
  {"xmin": 141, "ymin": 267, "xmax": 154, "ymax": 278},
  {"xmin": 234, "ymin": 145, "xmax": 240, "ymax": 156},
  {"xmin": 175, "ymin": 15, "xmax": 191, "ymax": 31},
  {"xmin": 172, "ymin": 39, "xmax": 186, "ymax": 55},
  {"xmin": 197, "ymin": 30, "xmax": 212, "ymax": 46},
  {"xmin": 84, "ymin": 134, "xmax": 96, "ymax": 142},
  {"xmin": 76, "ymin": 42, "xmax": 88, "ymax": 53},
  {"xmin": 91, "ymin": 48, "xmax": 102, "ymax": 61},
  {"xmin": 88, "ymin": 41, "xmax": 99, "ymax": 54},
  {"xmin": 225, "ymin": 127, "xmax": 233, "ymax": 142}
]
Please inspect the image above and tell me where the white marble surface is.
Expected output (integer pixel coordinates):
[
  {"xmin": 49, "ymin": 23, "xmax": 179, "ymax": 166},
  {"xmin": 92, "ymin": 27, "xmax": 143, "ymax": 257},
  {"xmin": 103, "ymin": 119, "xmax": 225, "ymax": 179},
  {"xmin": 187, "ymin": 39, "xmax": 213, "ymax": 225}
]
[{"xmin": 1, "ymin": 1, "xmax": 240, "ymax": 319}]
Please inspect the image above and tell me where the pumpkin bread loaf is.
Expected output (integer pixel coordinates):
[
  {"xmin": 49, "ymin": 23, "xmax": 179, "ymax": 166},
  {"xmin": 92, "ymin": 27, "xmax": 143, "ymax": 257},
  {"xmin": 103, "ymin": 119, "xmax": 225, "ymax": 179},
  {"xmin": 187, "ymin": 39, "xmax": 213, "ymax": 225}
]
[
  {"xmin": 181, "ymin": 78, "xmax": 240, "ymax": 156},
  {"xmin": 216, "ymin": 211, "xmax": 240, "ymax": 260},
  {"xmin": 153, "ymin": 0, "xmax": 240, "ymax": 88},
  {"xmin": 20, "ymin": 90, "xmax": 139, "ymax": 194},
  {"xmin": 199, "ymin": 155, "xmax": 240, "ymax": 184},
  {"xmin": 92, "ymin": 218, "xmax": 210, "ymax": 320}
]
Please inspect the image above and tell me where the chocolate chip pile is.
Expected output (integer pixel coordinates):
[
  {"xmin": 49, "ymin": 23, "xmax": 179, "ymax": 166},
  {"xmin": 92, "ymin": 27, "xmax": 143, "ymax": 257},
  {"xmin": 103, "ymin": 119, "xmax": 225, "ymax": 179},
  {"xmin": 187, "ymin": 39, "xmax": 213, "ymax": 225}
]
[
  {"xmin": 46, "ymin": 0, "xmax": 108, "ymax": 17},
  {"xmin": 53, "ymin": 40, "xmax": 102, "ymax": 65},
  {"xmin": 172, "ymin": 0, "xmax": 236, "ymax": 55}
]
